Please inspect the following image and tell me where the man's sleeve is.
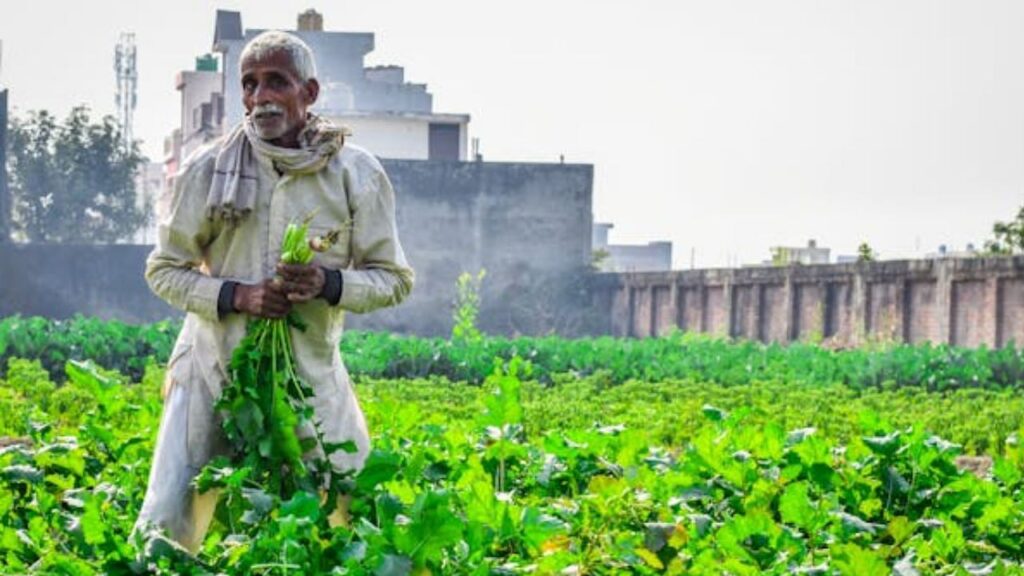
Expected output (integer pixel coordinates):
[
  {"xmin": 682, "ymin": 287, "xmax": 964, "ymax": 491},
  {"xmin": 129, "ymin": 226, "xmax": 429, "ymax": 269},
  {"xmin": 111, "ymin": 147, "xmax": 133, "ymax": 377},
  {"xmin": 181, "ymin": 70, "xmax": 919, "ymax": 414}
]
[
  {"xmin": 336, "ymin": 162, "xmax": 415, "ymax": 314},
  {"xmin": 144, "ymin": 158, "xmax": 228, "ymax": 322}
]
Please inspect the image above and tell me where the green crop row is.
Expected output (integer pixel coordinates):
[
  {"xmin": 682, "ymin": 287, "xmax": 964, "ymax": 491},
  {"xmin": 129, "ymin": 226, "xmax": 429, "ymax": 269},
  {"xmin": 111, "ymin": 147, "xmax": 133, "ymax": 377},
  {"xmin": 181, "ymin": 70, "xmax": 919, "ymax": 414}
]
[
  {"xmin": 3, "ymin": 355, "xmax": 1020, "ymax": 456},
  {"xmin": 3, "ymin": 315, "xmax": 1024, "ymax": 391},
  {"xmin": 1, "ymin": 357, "xmax": 1023, "ymax": 573},
  {"xmin": 360, "ymin": 374, "xmax": 1024, "ymax": 457},
  {"xmin": 0, "ymin": 316, "xmax": 180, "ymax": 383}
]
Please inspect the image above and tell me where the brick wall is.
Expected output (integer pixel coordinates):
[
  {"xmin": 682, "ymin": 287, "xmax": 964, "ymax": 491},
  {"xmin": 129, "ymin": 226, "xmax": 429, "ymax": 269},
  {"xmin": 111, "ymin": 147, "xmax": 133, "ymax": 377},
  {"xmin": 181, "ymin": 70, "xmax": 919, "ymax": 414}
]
[{"xmin": 594, "ymin": 256, "xmax": 1024, "ymax": 347}]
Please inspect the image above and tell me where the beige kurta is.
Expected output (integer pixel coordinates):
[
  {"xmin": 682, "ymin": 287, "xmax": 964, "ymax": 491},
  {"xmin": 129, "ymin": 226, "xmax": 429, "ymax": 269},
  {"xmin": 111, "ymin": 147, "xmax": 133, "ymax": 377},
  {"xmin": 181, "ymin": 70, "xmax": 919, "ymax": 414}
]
[{"xmin": 135, "ymin": 134, "xmax": 413, "ymax": 550}]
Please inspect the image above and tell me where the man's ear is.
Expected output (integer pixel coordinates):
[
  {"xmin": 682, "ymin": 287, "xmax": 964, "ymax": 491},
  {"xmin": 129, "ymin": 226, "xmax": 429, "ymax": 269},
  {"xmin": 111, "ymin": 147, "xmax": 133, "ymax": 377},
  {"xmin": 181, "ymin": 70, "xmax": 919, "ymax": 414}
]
[{"xmin": 303, "ymin": 78, "xmax": 320, "ymax": 106}]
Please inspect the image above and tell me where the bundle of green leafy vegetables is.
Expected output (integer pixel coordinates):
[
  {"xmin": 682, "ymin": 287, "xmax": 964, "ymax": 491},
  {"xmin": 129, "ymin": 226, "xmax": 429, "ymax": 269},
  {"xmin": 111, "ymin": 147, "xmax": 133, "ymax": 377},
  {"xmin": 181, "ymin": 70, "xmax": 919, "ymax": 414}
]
[{"xmin": 203, "ymin": 215, "xmax": 352, "ymax": 501}]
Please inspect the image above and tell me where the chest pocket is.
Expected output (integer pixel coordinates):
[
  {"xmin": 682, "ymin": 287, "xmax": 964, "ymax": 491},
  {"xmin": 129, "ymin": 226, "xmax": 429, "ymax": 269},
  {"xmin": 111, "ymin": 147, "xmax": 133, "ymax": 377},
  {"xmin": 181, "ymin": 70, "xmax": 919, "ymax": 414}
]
[
  {"xmin": 308, "ymin": 218, "xmax": 352, "ymax": 270},
  {"xmin": 290, "ymin": 164, "xmax": 353, "ymax": 270}
]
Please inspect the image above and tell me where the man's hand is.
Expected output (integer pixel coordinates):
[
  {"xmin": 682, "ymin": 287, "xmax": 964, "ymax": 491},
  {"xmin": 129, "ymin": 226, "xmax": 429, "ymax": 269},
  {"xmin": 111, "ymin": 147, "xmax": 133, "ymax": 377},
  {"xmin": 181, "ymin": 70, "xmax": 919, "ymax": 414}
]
[
  {"xmin": 233, "ymin": 279, "xmax": 293, "ymax": 318},
  {"xmin": 277, "ymin": 263, "xmax": 326, "ymax": 303}
]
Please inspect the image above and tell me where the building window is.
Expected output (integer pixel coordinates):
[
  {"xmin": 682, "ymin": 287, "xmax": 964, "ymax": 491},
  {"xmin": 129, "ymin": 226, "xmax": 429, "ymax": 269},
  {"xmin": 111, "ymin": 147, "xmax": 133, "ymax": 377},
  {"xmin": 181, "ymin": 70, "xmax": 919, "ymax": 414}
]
[{"xmin": 428, "ymin": 123, "xmax": 460, "ymax": 161}]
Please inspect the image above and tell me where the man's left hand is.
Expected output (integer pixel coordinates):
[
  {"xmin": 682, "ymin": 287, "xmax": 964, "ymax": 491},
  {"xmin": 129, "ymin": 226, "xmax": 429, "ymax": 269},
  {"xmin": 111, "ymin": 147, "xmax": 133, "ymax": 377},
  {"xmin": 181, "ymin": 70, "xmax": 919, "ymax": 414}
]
[{"xmin": 277, "ymin": 263, "xmax": 326, "ymax": 302}]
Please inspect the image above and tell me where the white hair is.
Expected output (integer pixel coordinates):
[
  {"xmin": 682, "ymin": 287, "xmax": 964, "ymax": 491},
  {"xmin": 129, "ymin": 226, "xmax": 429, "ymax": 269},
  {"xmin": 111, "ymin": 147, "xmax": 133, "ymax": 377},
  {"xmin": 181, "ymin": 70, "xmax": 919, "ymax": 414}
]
[{"xmin": 240, "ymin": 30, "xmax": 317, "ymax": 81}]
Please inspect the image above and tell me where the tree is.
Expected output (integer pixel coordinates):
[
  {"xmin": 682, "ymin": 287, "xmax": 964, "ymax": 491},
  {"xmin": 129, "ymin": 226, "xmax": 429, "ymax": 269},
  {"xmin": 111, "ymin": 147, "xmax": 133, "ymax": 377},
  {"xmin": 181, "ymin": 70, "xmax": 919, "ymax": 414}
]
[
  {"xmin": 857, "ymin": 242, "xmax": 875, "ymax": 263},
  {"xmin": 6, "ymin": 106, "xmax": 147, "ymax": 243},
  {"xmin": 770, "ymin": 247, "xmax": 788, "ymax": 266},
  {"xmin": 983, "ymin": 204, "xmax": 1024, "ymax": 256},
  {"xmin": 452, "ymin": 269, "xmax": 486, "ymax": 343}
]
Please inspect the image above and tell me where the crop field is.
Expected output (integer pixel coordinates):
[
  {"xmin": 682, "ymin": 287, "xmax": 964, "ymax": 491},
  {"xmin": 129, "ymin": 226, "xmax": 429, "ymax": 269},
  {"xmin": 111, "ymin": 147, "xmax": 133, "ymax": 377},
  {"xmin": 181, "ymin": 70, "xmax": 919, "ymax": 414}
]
[{"xmin": 1, "ymin": 316, "xmax": 1024, "ymax": 574}]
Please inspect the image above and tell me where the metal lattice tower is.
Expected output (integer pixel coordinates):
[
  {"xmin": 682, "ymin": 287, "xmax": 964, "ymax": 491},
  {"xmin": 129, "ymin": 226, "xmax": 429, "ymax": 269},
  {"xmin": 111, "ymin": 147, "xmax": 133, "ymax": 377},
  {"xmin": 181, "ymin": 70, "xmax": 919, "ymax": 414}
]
[{"xmin": 114, "ymin": 33, "xmax": 137, "ymax": 148}]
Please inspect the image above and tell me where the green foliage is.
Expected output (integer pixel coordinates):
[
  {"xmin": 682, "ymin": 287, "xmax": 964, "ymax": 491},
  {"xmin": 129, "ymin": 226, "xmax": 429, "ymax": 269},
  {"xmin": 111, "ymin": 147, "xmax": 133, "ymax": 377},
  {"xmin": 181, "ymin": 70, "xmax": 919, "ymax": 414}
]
[
  {"xmin": 985, "ymin": 204, "xmax": 1024, "ymax": 255},
  {"xmin": 0, "ymin": 315, "xmax": 179, "ymax": 382},
  {"xmin": 178, "ymin": 217, "xmax": 360, "ymax": 571},
  {"xmin": 215, "ymin": 314, "xmax": 322, "ymax": 497},
  {"xmin": 6, "ymin": 106, "xmax": 148, "ymax": 243},
  {"xmin": 1, "ymin": 353, "xmax": 1024, "ymax": 573},
  {"xmin": 363, "ymin": 374, "xmax": 1024, "ymax": 456},
  {"xmin": 201, "ymin": 216, "xmax": 352, "ymax": 535},
  {"xmin": 6, "ymin": 316, "xmax": 1024, "ymax": 393},
  {"xmin": 770, "ymin": 246, "xmax": 787, "ymax": 266},
  {"xmin": 452, "ymin": 269, "xmax": 486, "ymax": 344},
  {"xmin": 858, "ymin": 242, "xmax": 876, "ymax": 262},
  {"xmin": 0, "ymin": 361, "xmax": 162, "ymax": 574}
]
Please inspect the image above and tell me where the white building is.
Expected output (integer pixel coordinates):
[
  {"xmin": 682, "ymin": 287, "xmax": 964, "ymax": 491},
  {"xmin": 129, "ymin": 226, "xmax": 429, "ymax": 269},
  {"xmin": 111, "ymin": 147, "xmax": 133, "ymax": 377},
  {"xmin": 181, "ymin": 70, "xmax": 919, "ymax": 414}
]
[
  {"xmin": 155, "ymin": 9, "xmax": 474, "ymax": 240},
  {"xmin": 164, "ymin": 55, "xmax": 224, "ymax": 193},
  {"xmin": 164, "ymin": 9, "xmax": 472, "ymax": 184},
  {"xmin": 768, "ymin": 239, "xmax": 831, "ymax": 266},
  {"xmin": 212, "ymin": 9, "xmax": 470, "ymax": 161},
  {"xmin": 177, "ymin": 56, "xmax": 223, "ymax": 162}
]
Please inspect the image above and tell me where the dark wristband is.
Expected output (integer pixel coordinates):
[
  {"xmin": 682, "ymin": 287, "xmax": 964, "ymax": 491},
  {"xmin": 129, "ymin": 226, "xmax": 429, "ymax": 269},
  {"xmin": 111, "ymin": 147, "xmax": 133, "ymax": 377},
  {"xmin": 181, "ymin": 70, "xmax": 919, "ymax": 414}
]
[
  {"xmin": 217, "ymin": 281, "xmax": 239, "ymax": 319},
  {"xmin": 319, "ymin": 267, "xmax": 343, "ymax": 305}
]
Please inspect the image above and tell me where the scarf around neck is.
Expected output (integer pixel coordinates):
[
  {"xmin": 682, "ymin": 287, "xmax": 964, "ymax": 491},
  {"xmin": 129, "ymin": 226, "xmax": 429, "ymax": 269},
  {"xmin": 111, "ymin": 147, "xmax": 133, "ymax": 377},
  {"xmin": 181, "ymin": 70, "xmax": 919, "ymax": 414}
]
[{"xmin": 206, "ymin": 114, "xmax": 348, "ymax": 224}]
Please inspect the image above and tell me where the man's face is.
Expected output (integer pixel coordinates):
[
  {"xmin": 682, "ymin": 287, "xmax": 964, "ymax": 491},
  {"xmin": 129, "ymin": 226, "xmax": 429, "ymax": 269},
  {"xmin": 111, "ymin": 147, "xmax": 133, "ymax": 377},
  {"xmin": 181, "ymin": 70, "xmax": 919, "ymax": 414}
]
[{"xmin": 240, "ymin": 49, "xmax": 319, "ymax": 147}]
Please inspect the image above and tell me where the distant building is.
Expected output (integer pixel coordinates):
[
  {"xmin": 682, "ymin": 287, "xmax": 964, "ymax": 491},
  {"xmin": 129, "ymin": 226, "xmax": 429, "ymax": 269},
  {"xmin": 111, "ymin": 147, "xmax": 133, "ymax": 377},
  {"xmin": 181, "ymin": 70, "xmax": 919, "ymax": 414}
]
[
  {"xmin": 925, "ymin": 243, "xmax": 979, "ymax": 259},
  {"xmin": 163, "ymin": 10, "xmax": 472, "ymax": 184},
  {"xmin": 163, "ymin": 54, "xmax": 224, "ymax": 195},
  {"xmin": 212, "ymin": 9, "xmax": 470, "ymax": 161},
  {"xmin": 176, "ymin": 55, "xmax": 224, "ymax": 164},
  {"xmin": 769, "ymin": 239, "xmax": 830, "ymax": 265},
  {"xmin": 592, "ymin": 222, "xmax": 673, "ymax": 272},
  {"xmin": 132, "ymin": 161, "xmax": 164, "ymax": 244},
  {"xmin": 158, "ymin": 9, "xmax": 476, "ymax": 230}
]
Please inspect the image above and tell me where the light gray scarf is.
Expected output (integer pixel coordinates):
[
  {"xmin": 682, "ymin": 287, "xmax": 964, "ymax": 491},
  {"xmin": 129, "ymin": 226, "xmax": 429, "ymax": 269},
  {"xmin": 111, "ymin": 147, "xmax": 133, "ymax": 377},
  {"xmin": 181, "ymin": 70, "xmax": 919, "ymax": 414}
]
[{"xmin": 206, "ymin": 114, "xmax": 347, "ymax": 223}]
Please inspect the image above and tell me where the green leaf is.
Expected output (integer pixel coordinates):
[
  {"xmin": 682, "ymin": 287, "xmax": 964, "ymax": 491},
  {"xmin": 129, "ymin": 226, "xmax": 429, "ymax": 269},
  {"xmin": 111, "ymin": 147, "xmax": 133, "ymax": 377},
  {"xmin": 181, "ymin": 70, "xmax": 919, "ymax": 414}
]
[
  {"xmin": 522, "ymin": 507, "xmax": 568, "ymax": 552},
  {"xmin": 635, "ymin": 547, "xmax": 664, "ymax": 569},
  {"xmin": 79, "ymin": 499, "xmax": 106, "ymax": 546},
  {"xmin": 324, "ymin": 440, "xmax": 359, "ymax": 455},
  {"xmin": 779, "ymin": 482, "xmax": 818, "ymax": 532},
  {"xmin": 233, "ymin": 400, "xmax": 266, "ymax": 440},
  {"xmin": 831, "ymin": 543, "xmax": 889, "ymax": 576},
  {"xmin": 833, "ymin": 512, "xmax": 883, "ymax": 535},
  {"xmin": 1, "ymin": 465, "xmax": 43, "ymax": 483},
  {"xmin": 701, "ymin": 404, "xmax": 727, "ymax": 422},
  {"xmin": 479, "ymin": 368, "xmax": 523, "ymax": 428},
  {"xmin": 862, "ymin": 431, "xmax": 902, "ymax": 458},
  {"xmin": 281, "ymin": 491, "xmax": 320, "ymax": 522},
  {"xmin": 887, "ymin": 516, "xmax": 914, "ymax": 545},
  {"xmin": 394, "ymin": 490, "xmax": 463, "ymax": 566},
  {"xmin": 992, "ymin": 457, "xmax": 1022, "ymax": 486},
  {"xmin": 240, "ymin": 488, "xmax": 275, "ymax": 525},
  {"xmin": 356, "ymin": 450, "xmax": 402, "ymax": 492}
]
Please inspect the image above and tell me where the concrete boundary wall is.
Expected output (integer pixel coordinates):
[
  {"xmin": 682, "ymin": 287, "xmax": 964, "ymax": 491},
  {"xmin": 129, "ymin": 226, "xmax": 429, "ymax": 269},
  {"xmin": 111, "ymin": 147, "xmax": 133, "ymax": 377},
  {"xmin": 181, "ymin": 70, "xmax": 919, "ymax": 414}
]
[
  {"xmin": 0, "ymin": 159, "xmax": 593, "ymax": 336},
  {"xmin": 592, "ymin": 257, "xmax": 1024, "ymax": 347}
]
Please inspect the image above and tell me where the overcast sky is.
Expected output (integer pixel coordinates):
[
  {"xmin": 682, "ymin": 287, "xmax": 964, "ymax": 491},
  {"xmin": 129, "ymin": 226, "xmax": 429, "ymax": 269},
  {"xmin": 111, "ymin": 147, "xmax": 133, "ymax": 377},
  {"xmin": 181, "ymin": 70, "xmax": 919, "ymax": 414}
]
[{"xmin": 1, "ymin": 1, "xmax": 1022, "ymax": 267}]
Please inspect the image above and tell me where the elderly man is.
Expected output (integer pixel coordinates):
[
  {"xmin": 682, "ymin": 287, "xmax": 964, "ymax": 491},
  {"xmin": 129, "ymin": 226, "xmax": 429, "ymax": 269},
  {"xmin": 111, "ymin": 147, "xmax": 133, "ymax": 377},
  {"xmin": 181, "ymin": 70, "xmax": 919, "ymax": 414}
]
[{"xmin": 134, "ymin": 30, "xmax": 413, "ymax": 552}]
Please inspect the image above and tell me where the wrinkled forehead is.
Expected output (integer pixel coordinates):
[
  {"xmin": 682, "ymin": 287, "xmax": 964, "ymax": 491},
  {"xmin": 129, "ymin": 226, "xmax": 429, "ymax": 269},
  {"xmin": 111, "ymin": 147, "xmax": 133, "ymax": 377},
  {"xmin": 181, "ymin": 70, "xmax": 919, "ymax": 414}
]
[{"xmin": 240, "ymin": 48, "xmax": 303, "ymax": 80}]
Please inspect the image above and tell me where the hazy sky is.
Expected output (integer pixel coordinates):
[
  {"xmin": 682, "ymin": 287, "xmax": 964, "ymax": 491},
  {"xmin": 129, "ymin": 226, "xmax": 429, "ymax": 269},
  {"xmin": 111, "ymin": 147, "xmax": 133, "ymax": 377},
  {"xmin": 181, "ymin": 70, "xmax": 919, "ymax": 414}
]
[{"xmin": 1, "ymin": 1, "xmax": 1022, "ymax": 267}]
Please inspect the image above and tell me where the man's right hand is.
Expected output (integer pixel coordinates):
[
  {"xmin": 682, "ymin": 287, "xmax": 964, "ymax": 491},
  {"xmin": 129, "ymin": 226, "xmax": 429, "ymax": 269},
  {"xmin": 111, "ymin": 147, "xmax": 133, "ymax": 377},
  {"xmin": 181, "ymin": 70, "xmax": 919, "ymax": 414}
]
[{"xmin": 233, "ymin": 279, "xmax": 292, "ymax": 318}]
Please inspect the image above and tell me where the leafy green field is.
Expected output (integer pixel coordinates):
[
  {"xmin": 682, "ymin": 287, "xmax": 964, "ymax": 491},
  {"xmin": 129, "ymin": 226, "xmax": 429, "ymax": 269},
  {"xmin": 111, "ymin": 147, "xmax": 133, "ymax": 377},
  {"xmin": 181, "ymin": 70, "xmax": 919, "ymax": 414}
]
[
  {"xmin": 1, "ymin": 318, "xmax": 1024, "ymax": 573},
  {"xmin": 3, "ymin": 315, "xmax": 1024, "ymax": 391}
]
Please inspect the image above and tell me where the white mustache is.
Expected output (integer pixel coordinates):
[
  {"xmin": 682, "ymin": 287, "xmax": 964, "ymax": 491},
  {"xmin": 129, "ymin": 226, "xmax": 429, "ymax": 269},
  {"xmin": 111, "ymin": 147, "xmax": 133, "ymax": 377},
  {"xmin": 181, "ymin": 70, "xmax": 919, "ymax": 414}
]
[{"xmin": 252, "ymin": 104, "xmax": 284, "ymax": 117}]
